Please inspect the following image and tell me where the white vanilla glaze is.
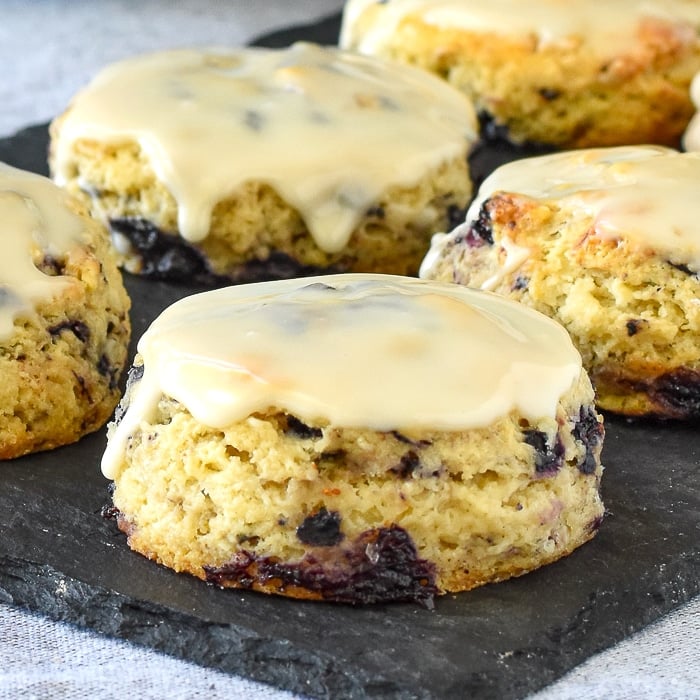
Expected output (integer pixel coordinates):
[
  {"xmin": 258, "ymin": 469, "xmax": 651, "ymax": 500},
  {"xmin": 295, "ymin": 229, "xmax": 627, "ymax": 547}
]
[
  {"xmin": 682, "ymin": 71, "xmax": 700, "ymax": 151},
  {"xmin": 52, "ymin": 42, "xmax": 476, "ymax": 253},
  {"xmin": 421, "ymin": 146, "xmax": 700, "ymax": 280},
  {"xmin": 101, "ymin": 274, "xmax": 582, "ymax": 479},
  {"xmin": 480, "ymin": 236, "xmax": 531, "ymax": 291},
  {"xmin": 341, "ymin": 0, "xmax": 700, "ymax": 55},
  {"xmin": 0, "ymin": 162, "xmax": 85, "ymax": 340}
]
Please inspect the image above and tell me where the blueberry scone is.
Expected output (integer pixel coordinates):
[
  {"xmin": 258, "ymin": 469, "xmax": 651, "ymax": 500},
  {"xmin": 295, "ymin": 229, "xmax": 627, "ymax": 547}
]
[
  {"xmin": 0, "ymin": 163, "xmax": 130, "ymax": 459},
  {"xmin": 421, "ymin": 146, "xmax": 700, "ymax": 419},
  {"xmin": 49, "ymin": 43, "xmax": 477, "ymax": 284},
  {"xmin": 102, "ymin": 274, "xmax": 604, "ymax": 605},
  {"xmin": 340, "ymin": 0, "xmax": 700, "ymax": 149}
]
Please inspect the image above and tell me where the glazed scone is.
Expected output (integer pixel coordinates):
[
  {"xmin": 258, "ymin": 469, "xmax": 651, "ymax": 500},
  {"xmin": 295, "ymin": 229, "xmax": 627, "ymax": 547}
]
[
  {"xmin": 102, "ymin": 274, "xmax": 604, "ymax": 605},
  {"xmin": 421, "ymin": 146, "xmax": 700, "ymax": 419},
  {"xmin": 49, "ymin": 43, "xmax": 477, "ymax": 284},
  {"xmin": 340, "ymin": 0, "xmax": 700, "ymax": 149},
  {"xmin": 0, "ymin": 162, "xmax": 130, "ymax": 459}
]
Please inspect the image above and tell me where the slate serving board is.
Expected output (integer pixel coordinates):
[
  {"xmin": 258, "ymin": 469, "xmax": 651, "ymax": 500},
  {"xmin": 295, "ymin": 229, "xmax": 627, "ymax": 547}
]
[{"xmin": 1, "ymin": 12, "xmax": 699, "ymax": 700}]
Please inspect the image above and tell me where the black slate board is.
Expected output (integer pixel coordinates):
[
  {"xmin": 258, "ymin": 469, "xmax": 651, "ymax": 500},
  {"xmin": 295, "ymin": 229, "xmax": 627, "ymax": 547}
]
[{"xmin": 1, "ymin": 11, "xmax": 699, "ymax": 700}]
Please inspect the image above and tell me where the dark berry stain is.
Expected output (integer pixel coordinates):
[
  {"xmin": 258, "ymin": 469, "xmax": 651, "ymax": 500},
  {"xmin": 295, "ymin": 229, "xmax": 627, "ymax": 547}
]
[
  {"xmin": 512, "ymin": 275, "xmax": 529, "ymax": 291},
  {"xmin": 523, "ymin": 430, "xmax": 565, "ymax": 475},
  {"xmin": 669, "ymin": 261, "xmax": 697, "ymax": 277},
  {"xmin": 110, "ymin": 217, "xmax": 228, "ymax": 285},
  {"xmin": 296, "ymin": 507, "xmax": 344, "ymax": 547},
  {"xmin": 477, "ymin": 110, "xmax": 512, "ymax": 143},
  {"xmin": 205, "ymin": 524, "xmax": 438, "ymax": 606},
  {"xmin": 571, "ymin": 407, "xmax": 604, "ymax": 475},
  {"xmin": 286, "ymin": 415, "xmax": 323, "ymax": 440},
  {"xmin": 390, "ymin": 450, "xmax": 421, "ymax": 479},
  {"xmin": 457, "ymin": 202, "xmax": 493, "ymax": 247},
  {"xmin": 243, "ymin": 109, "xmax": 264, "ymax": 132},
  {"xmin": 100, "ymin": 503, "xmax": 120, "ymax": 520},
  {"xmin": 319, "ymin": 449, "xmax": 346, "ymax": 464},
  {"xmin": 538, "ymin": 87, "xmax": 561, "ymax": 101},
  {"xmin": 48, "ymin": 319, "xmax": 90, "ymax": 343},
  {"xmin": 390, "ymin": 431, "xmax": 432, "ymax": 448},
  {"xmin": 110, "ymin": 217, "xmax": 343, "ymax": 286},
  {"xmin": 648, "ymin": 368, "xmax": 700, "ymax": 419},
  {"xmin": 97, "ymin": 354, "xmax": 119, "ymax": 390},
  {"xmin": 40, "ymin": 255, "xmax": 64, "ymax": 276},
  {"xmin": 626, "ymin": 319, "xmax": 644, "ymax": 336},
  {"xmin": 587, "ymin": 514, "xmax": 605, "ymax": 533},
  {"xmin": 366, "ymin": 205, "xmax": 385, "ymax": 218}
]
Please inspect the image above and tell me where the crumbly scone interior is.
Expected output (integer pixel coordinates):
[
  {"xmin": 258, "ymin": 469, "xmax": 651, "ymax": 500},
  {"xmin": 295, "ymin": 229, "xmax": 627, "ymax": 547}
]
[
  {"xmin": 110, "ymin": 368, "xmax": 603, "ymax": 597},
  {"xmin": 49, "ymin": 133, "xmax": 471, "ymax": 278},
  {"xmin": 0, "ymin": 198, "xmax": 130, "ymax": 458}
]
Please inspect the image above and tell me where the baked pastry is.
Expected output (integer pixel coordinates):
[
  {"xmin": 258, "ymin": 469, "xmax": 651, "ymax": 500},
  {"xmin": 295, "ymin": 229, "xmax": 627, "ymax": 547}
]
[
  {"xmin": 340, "ymin": 0, "xmax": 700, "ymax": 149},
  {"xmin": 49, "ymin": 43, "xmax": 477, "ymax": 284},
  {"xmin": 421, "ymin": 145, "xmax": 700, "ymax": 419},
  {"xmin": 102, "ymin": 274, "xmax": 604, "ymax": 605},
  {"xmin": 0, "ymin": 162, "xmax": 130, "ymax": 459}
]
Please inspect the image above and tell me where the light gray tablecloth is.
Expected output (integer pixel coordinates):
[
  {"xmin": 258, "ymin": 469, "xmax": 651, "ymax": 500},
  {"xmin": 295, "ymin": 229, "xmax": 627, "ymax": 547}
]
[{"xmin": 1, "ymin": 2, "xmax": 698, "ymax": 698}]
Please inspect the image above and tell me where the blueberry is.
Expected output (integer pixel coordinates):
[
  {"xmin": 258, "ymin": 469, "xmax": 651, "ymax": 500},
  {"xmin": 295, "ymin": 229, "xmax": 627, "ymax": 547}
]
[
  {"xmin": 296, "ymin": 507, "xmax": 344, "ymax": 546},
  {"xmin": 205, "ymin": 524, "xmax": 437, "ymax": 606},
  {"xmin": 538, "ymin": 88, "xmax": 561, "ymax": 101},
  {"xmin": 625, "ymin": 319, "xmax": 646, "ymax": 336},
  {"xmin": 285, "ymin": 415, "xmax": 322, "ymax": 440},
  {"xmin": 390, "ymin": 450, "xmax": 421, "ymax": 479},
  {"xmin": 649, "ymin": 368, "xmax": 700, "ymax": 418},
  {"xmin": 110, "ymin": 217, "xmax": 344, "ymax": 285},
  {"xmin": 97, "ymin": 354, "xmax": 119, "ymax": 390},
  {"xmin": 571, "ymin": 407, "xmax": 603, "ymax": 475},
  {"xmin": 524, "ymin": 429, "xmax": 565, "ymax": 475},
  {"xmin": 48, "ymin": 319, "xmax": 90, "ymax": 343},
  {"xmin": 456, "ymin": 202, "xmax": 493, "ymax": 247}
]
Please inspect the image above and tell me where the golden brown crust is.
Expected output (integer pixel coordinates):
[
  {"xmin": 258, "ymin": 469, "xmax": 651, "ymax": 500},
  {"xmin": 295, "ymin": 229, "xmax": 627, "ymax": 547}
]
[
  {"xmin": 425, "ymin": 191, "xmax": 700, "ymax": 418},
  {"xmin": 107, "ymin": 379, "xmax": 604, "ymax": 603},
  {"xmin": 0, "ymin": 198, "xmax": 131, "ymax": 459}
]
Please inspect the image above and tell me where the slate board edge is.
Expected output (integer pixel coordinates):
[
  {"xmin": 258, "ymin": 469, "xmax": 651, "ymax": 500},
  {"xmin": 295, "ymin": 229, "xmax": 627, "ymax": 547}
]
[{"xmin": 1, "ymin": 547, "xmax": 698, "ymax": 700}]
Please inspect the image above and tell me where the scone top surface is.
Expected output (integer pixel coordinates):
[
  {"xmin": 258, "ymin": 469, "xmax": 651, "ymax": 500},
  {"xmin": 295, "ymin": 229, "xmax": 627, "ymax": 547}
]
[
  {"xmin": 0, "ymin": 162, "xmax": 88, "ymax": 337},
  {"xmin": 422, "ymin": 146, "xmax": 700, "ymax": 279},
  {"xmin": 102, "ymin": 274, "xmax": 582, "ymax": 478},
  {"xmin": 51, "ymin": 42, "xmax": 476, "ymax": 254},
  {"xmin": 341, "ymin": 0, "xmax": 700, "ymax": 54}
]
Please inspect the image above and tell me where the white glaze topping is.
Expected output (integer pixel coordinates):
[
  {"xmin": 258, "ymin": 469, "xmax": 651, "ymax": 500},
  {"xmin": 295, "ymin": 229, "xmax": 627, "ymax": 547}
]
[
  {"xmin": 101, "ymin": 274, "xmax": 582, "ymax": 479},
  {"xmin": 52, "ymin": 42, "xmax": 476, "ymax": 253},
  {"xmin": 682, "ymin": 71, "xmax": 700, "ymax": 151},
  {"xmin": 0, "ymin": 162, "xmax": 85, "ymax": 340},
  {"xmin": 341, "ymin": 0, "xmax": 700, "ymax": 54},
  {"xmin": 420, "ymin": 146, "xmax": 700, "ymax": 279}
]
